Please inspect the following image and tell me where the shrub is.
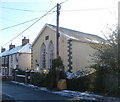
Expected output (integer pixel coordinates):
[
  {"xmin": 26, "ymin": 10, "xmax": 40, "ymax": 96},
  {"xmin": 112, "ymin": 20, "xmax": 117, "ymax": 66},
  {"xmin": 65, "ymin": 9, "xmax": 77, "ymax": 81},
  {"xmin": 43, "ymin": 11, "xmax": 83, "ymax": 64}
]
[
  {"xmin": 46, "ymin": 56, "xmax": 66, "ymax": 89},
  {"xmin": 93, "ymin": 69, "xmax": 118, "ymax": 96},
  {"xmin": 31, "ymin": 72, "xmax": 47, "ymax": 87},
  {"xmin": 67, "ymin": 73, "xmax": 95, "ymax": 92}
]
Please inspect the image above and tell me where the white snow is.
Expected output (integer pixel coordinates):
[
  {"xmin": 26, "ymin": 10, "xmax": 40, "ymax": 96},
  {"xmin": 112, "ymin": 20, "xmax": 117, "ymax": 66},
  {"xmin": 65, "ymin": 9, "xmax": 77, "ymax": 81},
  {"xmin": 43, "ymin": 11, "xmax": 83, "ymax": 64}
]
[
  {"xmin": 0, "ymin": 43, "xmax": 31, "ymax": 57},
  {"xmin": 28, "ymin": 76, "xmax": 30, "ymax": 79},
  {"xmin": 60, "ymin": 32, "xmax": 79, "ymax": 40},
  {"xmin": 47, "ymin": 24, "xmax": 79, "ymax": 41},
  {"xmin": 30, "ymin": 70, "xmax": 35, "ymax": 73},
  {"xmin": 66, "ymin": 70, "xmax": 91, "ymax": 79},
  {"xmin": 38, "ymin": 87, "xmax": 48, "ymax": 91},
  {"xmin": 25, "ymin": 70, "xmax": 30, "ymax": 72},
  {"xmin": 16, "ymin": 75, "xmax": 25, "ymax": 77},
  {"xmin": 85, "ymin": 38, "xmax": 100, "ymax": 44},
  {"xmin": 18, "ymin": 43, "xmax": 31, "ymax": 53}
]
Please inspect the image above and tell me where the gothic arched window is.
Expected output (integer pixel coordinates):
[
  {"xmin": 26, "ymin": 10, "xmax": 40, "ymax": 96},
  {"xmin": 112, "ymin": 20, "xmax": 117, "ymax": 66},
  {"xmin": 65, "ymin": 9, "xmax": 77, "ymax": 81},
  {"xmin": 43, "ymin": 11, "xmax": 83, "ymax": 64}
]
[
  {"xmin": 48, "ymin": 41, "xmax": 54, "ymax": 68},
  {"xmin": 41, "ymin": 43, "xmax": 46, "ymax": 69}
]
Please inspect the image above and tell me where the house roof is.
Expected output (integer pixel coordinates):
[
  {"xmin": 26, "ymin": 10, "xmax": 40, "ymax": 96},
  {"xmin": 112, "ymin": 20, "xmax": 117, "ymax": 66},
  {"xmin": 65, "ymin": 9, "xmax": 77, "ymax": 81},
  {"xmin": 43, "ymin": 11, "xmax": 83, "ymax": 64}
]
[
  {"xmin": 32, "ymin": 24, "xmax": 105, "ymax": 46},
  {"xmin": 0, "ymin": 43, "xmax": 31, "ymax": 57}
]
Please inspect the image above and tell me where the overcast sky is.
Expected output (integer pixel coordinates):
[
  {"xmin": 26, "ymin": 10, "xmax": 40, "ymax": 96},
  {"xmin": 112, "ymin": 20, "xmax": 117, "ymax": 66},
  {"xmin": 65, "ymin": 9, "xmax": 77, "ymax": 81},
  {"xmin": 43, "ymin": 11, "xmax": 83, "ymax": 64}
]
[{"xmin": 0, "ymin": 0, "xmax": 119, "ymax": 50}]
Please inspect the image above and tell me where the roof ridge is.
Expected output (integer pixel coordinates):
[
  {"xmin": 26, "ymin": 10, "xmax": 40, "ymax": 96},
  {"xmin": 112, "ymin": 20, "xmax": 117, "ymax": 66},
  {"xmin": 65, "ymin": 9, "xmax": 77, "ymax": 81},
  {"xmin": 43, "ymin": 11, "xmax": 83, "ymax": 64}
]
[{"xmin": 47, "ymin": 24, "xmax": 104, "ymax": 40}]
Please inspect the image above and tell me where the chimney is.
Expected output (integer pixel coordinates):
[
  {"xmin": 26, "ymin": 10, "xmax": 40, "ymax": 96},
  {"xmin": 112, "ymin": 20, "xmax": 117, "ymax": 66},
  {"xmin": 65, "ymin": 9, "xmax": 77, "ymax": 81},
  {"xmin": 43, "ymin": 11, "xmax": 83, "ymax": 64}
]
[
  {"xmin": 9, "ymin": 44, "xmax": 15, "ymax": 50},
  {"xmin": 1, "ymin": 48, "xmax": 6, "ymax": 53},
  {"xmin": 22, "ymin": 37, "xmax": 29, "ymax": 46}
]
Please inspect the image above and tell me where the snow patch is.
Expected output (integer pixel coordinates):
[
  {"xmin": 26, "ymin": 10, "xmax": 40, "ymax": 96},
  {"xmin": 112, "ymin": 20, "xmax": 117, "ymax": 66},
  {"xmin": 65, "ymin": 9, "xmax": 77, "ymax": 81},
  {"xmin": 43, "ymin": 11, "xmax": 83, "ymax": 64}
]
[
  {"xmin": 66, "ymin": 69, "xmax": 95, "ymax": 79},
  {"xmin": 66, "ymin": 71, "xmax": 88, "ymax": 79},
  {"xmin": 16, "ymin": 75, "xmax": 25, "ymax": 77},
  {"xmin": 38, "ymin": 87, "xmax": 48, "ymax": 91},
  {"xmin": 60, "ymin": 32, "xmax": 79, "ymax": 40},
  {"xmin": 85, "ymin": 38, "xmax": 100, "ymax": 44}
]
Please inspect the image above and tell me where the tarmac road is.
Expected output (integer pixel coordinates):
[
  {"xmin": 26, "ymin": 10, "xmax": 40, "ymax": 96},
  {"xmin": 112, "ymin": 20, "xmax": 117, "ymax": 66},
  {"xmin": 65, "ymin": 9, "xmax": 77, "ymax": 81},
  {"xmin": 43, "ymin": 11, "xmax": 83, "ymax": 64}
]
[
  {"xmin": 2, "ymin": 81, "xmax": 72, "ymax": 101},
  {"xmin": 2, "ymin": 81, "xmax": 100, "ymax": 102}
]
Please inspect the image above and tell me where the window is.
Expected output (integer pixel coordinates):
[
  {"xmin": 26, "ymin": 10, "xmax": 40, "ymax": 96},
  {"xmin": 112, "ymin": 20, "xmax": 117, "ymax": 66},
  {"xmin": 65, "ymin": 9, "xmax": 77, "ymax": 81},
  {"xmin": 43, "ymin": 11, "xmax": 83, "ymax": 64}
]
[
  {"xmin": 15, "ymin": 54, "xmax": 18, "ymax": 62},
  {"xmin": 45, "ymin": 36, "xmax": 49, "ymax": 40},
  {"xmin": 48, "ymin": 41, "xmax": 54, "ymax": 68},
  {"xmin": 5, "ymin": 56, "xmax": 8, "ymax": 64},
  {"xmin": 41, "ymin": 43, "xmax": 46, "ymax": 69},
  {"xmin": 11, "ymin": 55, "xmax": 13, "ymax": 63},
  {"xmin": 2, "ymin": 57, "xmax": 4, "ymax": 64}
]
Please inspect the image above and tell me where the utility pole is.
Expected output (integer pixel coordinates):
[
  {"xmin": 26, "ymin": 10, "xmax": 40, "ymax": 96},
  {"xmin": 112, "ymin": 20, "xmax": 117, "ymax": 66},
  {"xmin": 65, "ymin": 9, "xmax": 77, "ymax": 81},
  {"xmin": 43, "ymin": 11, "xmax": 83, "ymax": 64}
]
[
  {"xmin": 118, "ymin": 1, "xmax": 120, "ymax": 94},
  {"xmin": 56, "ymin": 3, "xmax": 61, "ymax": 57},
  {"xmin": 56, "ymin": 3, "xmax": 61, "ymax": 88}
]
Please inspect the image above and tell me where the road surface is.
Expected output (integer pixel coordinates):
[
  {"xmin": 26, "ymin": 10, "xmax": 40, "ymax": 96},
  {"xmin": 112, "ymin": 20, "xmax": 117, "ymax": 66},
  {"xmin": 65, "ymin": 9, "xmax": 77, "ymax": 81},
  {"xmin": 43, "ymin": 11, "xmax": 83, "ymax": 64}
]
[{"xmin": 2, "ymin": 81, "xmax": 99, "ymax": 102}]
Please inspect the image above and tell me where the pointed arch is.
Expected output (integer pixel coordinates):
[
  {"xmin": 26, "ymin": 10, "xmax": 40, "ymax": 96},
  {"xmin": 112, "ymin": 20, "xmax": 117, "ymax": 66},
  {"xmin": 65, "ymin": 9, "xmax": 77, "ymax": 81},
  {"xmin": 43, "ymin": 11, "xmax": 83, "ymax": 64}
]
[
  {"xmin": 48, "ymin": 41, "xmax": 54, "ymax": 68},
  {"xmin": 40, "ymin": 43, "xmax": 46, "ymax": 69}
]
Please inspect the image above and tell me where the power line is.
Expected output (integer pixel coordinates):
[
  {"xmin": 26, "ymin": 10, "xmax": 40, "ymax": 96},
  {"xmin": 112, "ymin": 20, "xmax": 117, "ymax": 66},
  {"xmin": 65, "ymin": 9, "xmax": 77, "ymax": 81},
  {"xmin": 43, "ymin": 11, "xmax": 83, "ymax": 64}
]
[
  {"xmin": 1, "ymin": 11, "xmax": 56, "ymax": 31},
  {"xmin": 2, "ymin": 3, "xmax": 113, "ymax": 31},
  {"xmin": 1, "ymin": 17, "xmax": 40, "ymax": 31},
  {"xmin": 2, "ymin": 6, "xmax": 56, "ymax": 47},
  {"xmin": 60, "ymin": 0, "xmax": 70, "ymax": 4},
  {"xmin": 2, "ymin": 0, "xmax": 69, "ymax": 46},
  {"xmin": 1, "ymin": 6, "xmax": 48, "ymax": 12},
  {"xmin": 61, "ymin": 7, "xmax": 116, "ymax": 12},
  {"xmin": 1, "ymin": 7, "xmax": 115, "ymax": 31}
]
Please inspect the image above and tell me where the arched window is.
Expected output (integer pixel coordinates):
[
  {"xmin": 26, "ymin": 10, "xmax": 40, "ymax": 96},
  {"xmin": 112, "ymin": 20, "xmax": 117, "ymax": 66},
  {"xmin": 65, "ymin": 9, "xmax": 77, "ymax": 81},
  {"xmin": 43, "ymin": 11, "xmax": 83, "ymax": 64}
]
[
  {"xmin": 48, "ymin": 41, "xmax": 54, "ymax": 68},
  {"xmin": 41, "ymin": 43, "xmax": 46, "ymax": 69}
]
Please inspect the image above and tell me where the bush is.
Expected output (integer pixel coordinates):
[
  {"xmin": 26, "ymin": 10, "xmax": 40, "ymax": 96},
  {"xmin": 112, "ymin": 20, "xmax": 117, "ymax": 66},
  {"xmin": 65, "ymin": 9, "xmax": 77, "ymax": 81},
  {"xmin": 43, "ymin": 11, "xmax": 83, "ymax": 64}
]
[
  {"xmin": 31, "ymin": 72, "xmax": 47, "ymax": 87},
  {"xmin": 93, "ymin": 69, "xmax": 118, "ymax": 96},
  {"xmin": 46, "ymin": 56, "xmax": 66, "ymax": 89},
  {"xmin": 92, "ymin": 69, "xmax": 105, "ymax": 93},
  {"xmin": 46, "ymin": 67, "xmax": 57, "ymax": 89},
  {"xmin": 67, "ymin": 73, "xmax": 95, "ymax": 92}
]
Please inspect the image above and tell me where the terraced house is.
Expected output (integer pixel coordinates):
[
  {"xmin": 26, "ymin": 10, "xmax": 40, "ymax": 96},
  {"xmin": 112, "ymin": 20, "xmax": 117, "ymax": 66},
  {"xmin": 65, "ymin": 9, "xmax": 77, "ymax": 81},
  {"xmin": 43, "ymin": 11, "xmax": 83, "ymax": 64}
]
[
  {"xmin": 32, "ymin": 24, "xmax": 105, "ymax": 73},
  {"xmin": 0, "ymin": 37, "xmax": 31, "ymax": 76}
]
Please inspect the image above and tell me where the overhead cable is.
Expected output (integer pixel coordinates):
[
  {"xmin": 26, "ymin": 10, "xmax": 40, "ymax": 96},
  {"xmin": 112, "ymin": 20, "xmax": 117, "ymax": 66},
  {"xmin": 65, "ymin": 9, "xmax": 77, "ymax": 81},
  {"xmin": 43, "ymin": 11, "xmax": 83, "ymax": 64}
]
[
  {"xmin": 2, "ymin": 6, "xmax": 56, "ymax": 47},
  {"xmin": 61, "ymin": 7, "xmax": 116, "ymax": 12},
  {"xmin": 1, "ymin": 17, "xmax": 40, "ymax": 31},
  {"xmin": 1, "ymin": 6, "xmax": 48, "ymax": 12}
]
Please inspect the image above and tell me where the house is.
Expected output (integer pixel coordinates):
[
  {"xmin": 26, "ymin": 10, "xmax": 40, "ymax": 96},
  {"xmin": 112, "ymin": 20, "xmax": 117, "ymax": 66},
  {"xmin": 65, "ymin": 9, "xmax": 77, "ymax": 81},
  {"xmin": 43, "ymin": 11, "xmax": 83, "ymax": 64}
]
[
  {"xmin": 31, "ymin": 24, "xmax": 105, "ymax": 73},
  {"xmin": 0, "ymin": 37, "xmax": 31, "ymax": 76}
]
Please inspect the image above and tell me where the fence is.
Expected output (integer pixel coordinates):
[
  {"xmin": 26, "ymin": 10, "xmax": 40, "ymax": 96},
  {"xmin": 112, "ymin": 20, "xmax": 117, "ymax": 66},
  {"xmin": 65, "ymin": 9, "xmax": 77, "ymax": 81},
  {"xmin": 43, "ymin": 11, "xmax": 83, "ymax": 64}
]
[{"xmin": 12, "ymin": 69, "xmax": 34, "ymax": 84}]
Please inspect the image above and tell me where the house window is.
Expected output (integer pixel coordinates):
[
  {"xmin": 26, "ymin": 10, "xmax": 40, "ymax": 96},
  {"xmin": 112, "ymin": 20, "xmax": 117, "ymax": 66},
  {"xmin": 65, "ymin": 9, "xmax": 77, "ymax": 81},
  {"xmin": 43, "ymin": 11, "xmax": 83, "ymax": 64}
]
[
  {"xmin": 5, "ymin": 56, "xmax": 8, "ymax": 64},
  {"xmin": 2, "ymin": 57, "xmax": 4, "ymax": 64},
  {"xmin": 16, "ymin": 55, "xmax": 18, "ymax": 62},
  {"xmin": 48, "ymin": 41, "xmax": 54, "ymax": 68},
  {"xmin": 11, "ymin": 55, "xmax": 13, "ymax": 63},
  {"xmin": 41, "ymin": 43, "xmax": 46, "ymax": 69}
]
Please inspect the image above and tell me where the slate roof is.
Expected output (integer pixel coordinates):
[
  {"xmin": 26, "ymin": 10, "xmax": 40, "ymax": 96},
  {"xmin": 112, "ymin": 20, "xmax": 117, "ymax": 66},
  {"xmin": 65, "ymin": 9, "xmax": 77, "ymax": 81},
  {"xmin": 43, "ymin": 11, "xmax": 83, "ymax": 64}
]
[
  {"xmin": 48, "ymin": 24, "xmax": 105, "ymax": 43},
  {"xmin": 32, "ymin": 24, "xmax": 105, "ymax": 46},
  {"xmin": 0, "ymin": 43, "xmax": 31, "ymax": 57}
]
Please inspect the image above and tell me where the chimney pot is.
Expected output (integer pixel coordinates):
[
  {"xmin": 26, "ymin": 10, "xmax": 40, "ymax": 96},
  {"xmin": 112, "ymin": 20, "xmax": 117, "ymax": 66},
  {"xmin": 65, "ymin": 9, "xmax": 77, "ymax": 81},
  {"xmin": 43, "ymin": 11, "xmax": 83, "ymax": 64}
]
[
  {"xmin": 22, "ymin": 37, "xmax": 29, "ymax": 46},
  {"xmin": 1, "ymin": 48, "xmax": 6, "ymax": 53},
  {"xmin": 9, "ymin": 44, "xmax": 15, "ymax": 50}
]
